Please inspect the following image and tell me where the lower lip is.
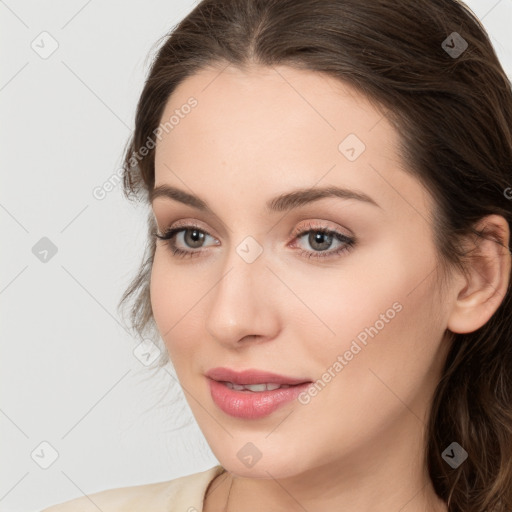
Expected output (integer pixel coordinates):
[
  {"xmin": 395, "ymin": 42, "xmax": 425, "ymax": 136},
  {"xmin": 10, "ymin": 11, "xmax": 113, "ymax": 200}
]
[{"xmin": 208, "ymin": 378, "xmax": 312, "ymax": 419}]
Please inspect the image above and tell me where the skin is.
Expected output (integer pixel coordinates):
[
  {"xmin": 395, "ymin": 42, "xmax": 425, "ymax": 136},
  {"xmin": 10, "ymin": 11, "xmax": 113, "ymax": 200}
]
[{"xmin": 150, "ymin": 64, "xmax": 510, "ymax": 512}]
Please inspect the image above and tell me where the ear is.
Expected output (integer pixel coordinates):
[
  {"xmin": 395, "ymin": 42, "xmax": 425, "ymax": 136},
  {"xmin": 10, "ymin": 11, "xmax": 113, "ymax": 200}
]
[{"xmin": 447, "ymin": 214, "xmax": 511, "ymax": 334}]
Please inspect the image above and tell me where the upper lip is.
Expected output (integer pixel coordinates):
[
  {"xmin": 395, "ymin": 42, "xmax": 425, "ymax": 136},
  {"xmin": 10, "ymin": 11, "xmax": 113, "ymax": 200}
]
[{"xmin": 206, "ymin": 367, "xmax": 312, "ymax": 386}]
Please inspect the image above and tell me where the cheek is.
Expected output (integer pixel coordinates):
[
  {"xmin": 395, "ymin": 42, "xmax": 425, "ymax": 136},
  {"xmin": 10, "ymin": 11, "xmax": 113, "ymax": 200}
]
[
  {"xmin": 304, "ymin": 245, "xmax": 445, "ymax": 423},
  {"xmin": 301, "ymin": 232, "xmax": 443, "ymax": 381},
  {"xmin": 150, "ymin": 254, "xmax": 196, "ymax": 354},
  {"xmin": 320, "ymin": 234, "xmax": 440, "ymax": 347},
  {"xmin": 150, "ymin": 254, "xmax": 175, "ymax": 336},
  {"xmin": 279, "ymin": 242, "xmax": 408, "ymax": 348}
]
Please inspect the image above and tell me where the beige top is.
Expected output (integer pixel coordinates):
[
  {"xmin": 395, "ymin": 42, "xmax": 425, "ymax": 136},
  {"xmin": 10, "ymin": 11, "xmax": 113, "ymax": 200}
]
[{"xmin": 41, "ymin": 465, "xmax": 226, "ymax": 511}]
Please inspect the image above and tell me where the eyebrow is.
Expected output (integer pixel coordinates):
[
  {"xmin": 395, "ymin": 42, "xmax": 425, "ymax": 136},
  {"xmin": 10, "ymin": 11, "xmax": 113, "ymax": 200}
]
[{"xmin": 149, "ymin": 184, "xmax": 381, "ymax": 212}]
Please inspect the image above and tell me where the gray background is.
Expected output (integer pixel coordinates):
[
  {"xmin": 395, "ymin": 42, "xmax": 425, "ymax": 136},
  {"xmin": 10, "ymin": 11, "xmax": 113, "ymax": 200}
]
[{"xmin": 1, "ymin": 1, "xmax": 510, "ymax": 510}]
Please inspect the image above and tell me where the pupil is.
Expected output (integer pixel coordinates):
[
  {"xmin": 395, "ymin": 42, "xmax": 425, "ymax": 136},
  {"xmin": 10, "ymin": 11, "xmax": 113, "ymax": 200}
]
[
  {"xmin": 310, "ymin": 231, "xmax": 332, "ymax": 251},
  {"xmin": 186, "ymin": 229, "xmax": 204, "ymax": 248}
]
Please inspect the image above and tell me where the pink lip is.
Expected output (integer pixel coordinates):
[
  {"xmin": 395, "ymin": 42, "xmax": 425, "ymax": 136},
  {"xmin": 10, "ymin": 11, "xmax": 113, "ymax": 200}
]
[
  {"xmin": 205, "ymin": 367, "xmax": 310, "ymax": 386},
  {"xmin": 208, "ymin": 379, "xmax": 312, "ymax": 419},
  {"xmin": 206, "ymin": 367, "xmax": 312, "ymax": 419}
]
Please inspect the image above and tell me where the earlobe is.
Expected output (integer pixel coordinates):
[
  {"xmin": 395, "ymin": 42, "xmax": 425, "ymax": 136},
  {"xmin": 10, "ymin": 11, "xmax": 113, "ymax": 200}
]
[{"xmin": 447, "ymin": 215, "xmax": 511, "ymax": 335}]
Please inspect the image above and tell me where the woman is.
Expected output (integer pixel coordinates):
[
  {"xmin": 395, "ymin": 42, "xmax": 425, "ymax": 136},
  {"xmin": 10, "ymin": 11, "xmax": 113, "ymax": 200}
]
[{"xmin": 43, "ymin": 0, "xmax": 512, "ymax": 510}]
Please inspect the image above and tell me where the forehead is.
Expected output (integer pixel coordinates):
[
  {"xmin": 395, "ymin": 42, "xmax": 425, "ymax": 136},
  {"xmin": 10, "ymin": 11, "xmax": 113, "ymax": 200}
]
[
  {"xmin": 156, "ymin": 65, "xmax": 394, "ymax": 170},
  {"xmin": 172, "ymin": 64, "xmax": 381, "ymax": 121},
  {"xmin": 153, "ymin": 64, "xmax": 432, "ymax": 221}
]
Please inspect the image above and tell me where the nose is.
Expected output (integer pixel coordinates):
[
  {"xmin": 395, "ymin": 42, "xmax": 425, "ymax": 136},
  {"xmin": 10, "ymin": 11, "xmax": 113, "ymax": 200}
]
[{"xmin": 204, "ymin": 244, "xmax": 281, "ymax": 349}]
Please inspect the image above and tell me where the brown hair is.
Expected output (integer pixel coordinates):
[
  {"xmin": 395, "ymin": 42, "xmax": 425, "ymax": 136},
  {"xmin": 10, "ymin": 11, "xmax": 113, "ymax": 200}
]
[{"xmin": 117, "ymin": 0, "xmax": 512, "ymax": 509}]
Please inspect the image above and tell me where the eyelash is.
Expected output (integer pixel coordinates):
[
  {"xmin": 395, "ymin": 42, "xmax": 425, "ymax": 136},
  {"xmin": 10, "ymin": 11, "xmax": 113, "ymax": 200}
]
[{"xmin": 153, "ymin": 221, "xmax": 356, "ymax": 260}]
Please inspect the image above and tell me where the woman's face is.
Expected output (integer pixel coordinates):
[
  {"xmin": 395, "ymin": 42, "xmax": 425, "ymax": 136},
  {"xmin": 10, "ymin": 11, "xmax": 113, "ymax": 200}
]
[{"xmin": 151, "ymin": 64, "xmax": 453, "ymax": 479}]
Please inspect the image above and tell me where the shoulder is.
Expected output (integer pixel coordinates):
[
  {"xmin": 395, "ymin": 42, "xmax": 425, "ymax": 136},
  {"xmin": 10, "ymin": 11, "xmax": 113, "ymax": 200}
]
[{"xmin": 40, "ymin": 465, "xmax": 226, "ymax": 512}]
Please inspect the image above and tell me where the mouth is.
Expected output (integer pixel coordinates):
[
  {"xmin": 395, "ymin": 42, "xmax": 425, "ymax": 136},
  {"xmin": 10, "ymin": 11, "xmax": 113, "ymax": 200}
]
[{"xmin": 205, "ymin": 367, "xmax": 313, "ymax": 419}]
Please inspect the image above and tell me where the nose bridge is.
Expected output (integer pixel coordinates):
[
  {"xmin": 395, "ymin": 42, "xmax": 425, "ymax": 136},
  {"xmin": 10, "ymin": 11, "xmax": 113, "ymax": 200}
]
[{"xmin": 204, "ymin": 236, "xmax": 278, "ymax": 345}]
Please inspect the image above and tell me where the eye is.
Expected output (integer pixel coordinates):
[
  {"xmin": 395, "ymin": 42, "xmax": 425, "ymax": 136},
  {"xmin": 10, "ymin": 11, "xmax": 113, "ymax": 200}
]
[
  {"xmin": 290, "ymin": 221, "xmax": 356, "ymax": 260},
  {"xmin": 154, "ymin": 223, "xmax": 218, "ymax": 259},
  {"xmin": 153, "ymin": 220, "xmax": 356, "ymax": 261}
]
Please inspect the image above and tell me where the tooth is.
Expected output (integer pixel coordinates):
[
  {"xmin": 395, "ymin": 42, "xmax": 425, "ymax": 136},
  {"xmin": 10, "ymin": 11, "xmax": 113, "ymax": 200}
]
[
  {"xmin": 223, "ymin": 382, "xmax": 294, "ymax": 392},
  {"xmin": 244, "ymin": 383, "xmax": 268, "ymax": 392},
  {"xmin": 224, "ymin": 382, "xmax": 245, "ymax": 390}
]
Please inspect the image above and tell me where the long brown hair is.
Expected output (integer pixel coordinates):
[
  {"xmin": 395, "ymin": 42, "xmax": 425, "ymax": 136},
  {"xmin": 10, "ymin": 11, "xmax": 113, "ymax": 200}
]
[{"xmin": 117, "ymin": 0, "xmax": 512, "ymax": 509}]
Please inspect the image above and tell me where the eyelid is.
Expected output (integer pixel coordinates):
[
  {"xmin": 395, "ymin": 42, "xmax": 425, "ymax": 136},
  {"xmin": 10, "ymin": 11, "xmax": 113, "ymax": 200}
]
[
  {"xmin": 290, "ymin": 219, "xmax": 352, "ymax": 239},
  {"xmin": 157, "ymin": 219, "xmax": 350, "ymax": 244},
  {"xmin": 152, "ymin": 206, "xmax": 230, "ymax": 239},
  {"xmin": 159, "ymin": 219, "xmax": 218, "ymax": 240}
]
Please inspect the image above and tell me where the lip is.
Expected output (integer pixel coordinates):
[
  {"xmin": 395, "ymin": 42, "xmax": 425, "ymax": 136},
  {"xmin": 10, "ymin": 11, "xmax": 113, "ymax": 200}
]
[
  {"xmin": 205, "ymin": 367, "xmax": 311, "ymax": 386},
  {"xmin": 206, "ymin": 367, "xmax": 313, "ymax": 419},
  {"xmin": 208, "ymin": 379, "xmax": 312, "ymax": 419}
]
